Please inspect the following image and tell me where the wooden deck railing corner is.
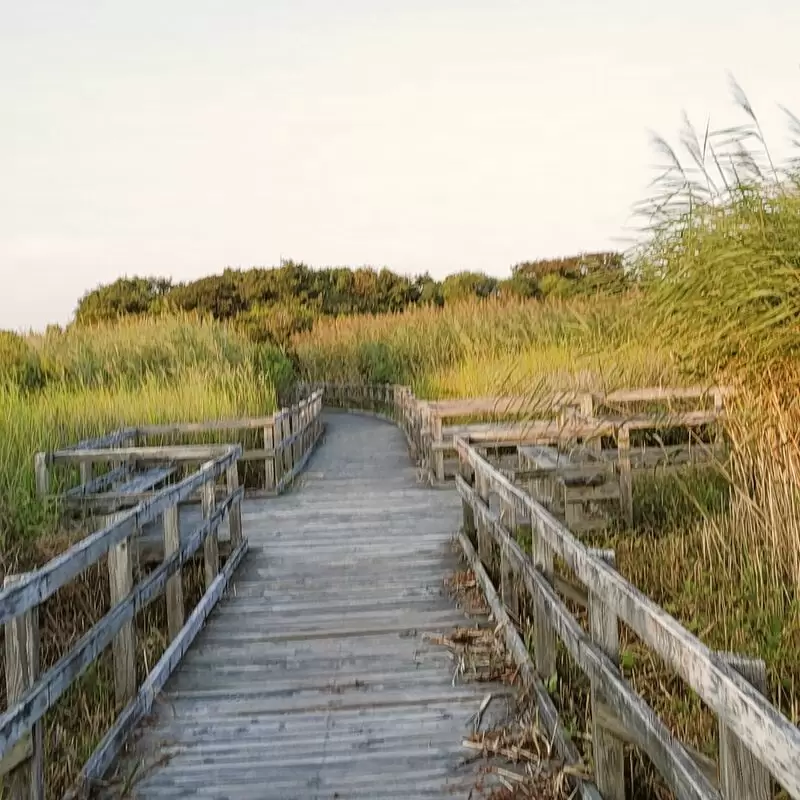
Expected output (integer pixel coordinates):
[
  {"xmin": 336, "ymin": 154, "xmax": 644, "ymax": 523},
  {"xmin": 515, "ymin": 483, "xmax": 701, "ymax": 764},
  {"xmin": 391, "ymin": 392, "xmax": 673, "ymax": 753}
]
[
  {"xmin": 454, "ymin": 435, "xmax": 800, "ymax": 800},
  {"xmin": 3, "ymin": 388, "xmax": 326, "ymax": 797}
]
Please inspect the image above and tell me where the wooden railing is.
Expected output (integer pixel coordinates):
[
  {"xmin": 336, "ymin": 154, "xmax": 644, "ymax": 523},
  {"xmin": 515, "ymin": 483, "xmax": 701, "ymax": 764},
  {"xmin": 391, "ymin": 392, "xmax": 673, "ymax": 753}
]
[
  {"xmin": 35, "ymin": 389, "xmax": 325, "ymax": 513},
  {"xmin": 305, "ymin": 382, "xmax": 729, "ymax": 502},
  {"xmin": 455, "ymin": 438, "xmax": 800, "ymax": 800},
  {"xmin": 1, "ymin": 446, "xmax": 247, "ymax": 798},
  {"xmin": 306, "ymin": 380, "xmax": 800, "ymax": 799},
  {"xmin": 2, "ymin": 388, "xmax": 324, "ymax": 796}
]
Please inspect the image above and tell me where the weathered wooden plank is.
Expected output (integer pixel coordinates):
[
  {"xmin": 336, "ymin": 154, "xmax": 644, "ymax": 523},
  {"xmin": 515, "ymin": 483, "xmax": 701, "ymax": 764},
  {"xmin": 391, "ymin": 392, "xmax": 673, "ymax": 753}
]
[
  {"xmin": 201, "ymin": 471, "xmax": 218, "ymax": 591},
  {"xmin": 263, "ymin": 423, "xmax": 275, "ymax": 492},
  {"xmin": 456, "ymin": 439, "xmax": 800, "ymax": 799},
  {"xmin": 717, "ymin": 653, "xmax": 771, "ymax": 800},
  {"xmin": 0, "ymin": 490, "xmax": 242, "ymax": 759},
  {"xmin": 444, "ymin": 410, "xmax": 722, "ymax": 445},
  {"xmin": 64, "ymin": 465, "xmax": 130, "ymax": 499},
  {"xmin": 164, "ymin": 504, "xmax": 183, "ymax": 642},
  {"xmin": 226, "ymin": 465, "xmax": 243, "ymax": 549},
  {"xmin": 115, "ymin": 466, "xmax": 176, "ymax": 496},
  {"xmin": 0, "ymin": 447, "xmax": 240, "ymax": 625},
  {"xmin": 3, "ymin": 575, "xmax": 44, "ymax": 799},
  {"xmin": 589, "ymin": 550, "xmax": 625, "ymax": 800},
  {"xmin": 604, "ymin": 386, "xmax": 732, "ymax": 404},
  {"xmin": 49, "ymin": 445, "xmax": 232, "ymax": 465},
  {"xmin": 136, "ymin": 416, "xmax": 278, "ymax": 436},
  {"xmin": 108, "ymin": 533, "xmax": 136, "ymax": 710},
  {"xmin": 0, "ymin": 734, "xmax": 32, "ymax": 779}
]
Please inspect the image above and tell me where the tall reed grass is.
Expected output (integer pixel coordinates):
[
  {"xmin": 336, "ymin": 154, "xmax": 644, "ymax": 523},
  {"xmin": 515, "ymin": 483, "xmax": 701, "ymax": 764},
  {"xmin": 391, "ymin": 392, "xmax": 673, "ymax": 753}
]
[
  {"xmin": 293, "ymin": 294, "xmax": 683, "ymax": 398},
  {"xmin": 0, "ymin": 316, "xmax": 290, "ymax": 568}
]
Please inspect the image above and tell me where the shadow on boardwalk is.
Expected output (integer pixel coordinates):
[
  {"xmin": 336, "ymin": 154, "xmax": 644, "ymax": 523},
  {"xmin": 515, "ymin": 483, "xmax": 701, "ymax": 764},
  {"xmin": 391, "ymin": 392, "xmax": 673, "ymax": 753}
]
[{"xmin": 112, "ymin": 411, "xmax": 514, "ymax": 799}]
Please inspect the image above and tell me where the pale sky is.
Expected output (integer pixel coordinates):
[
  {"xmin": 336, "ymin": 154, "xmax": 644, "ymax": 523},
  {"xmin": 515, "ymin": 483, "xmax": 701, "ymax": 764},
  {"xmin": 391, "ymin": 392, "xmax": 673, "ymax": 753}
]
[{"xmin": 1, "ymin": 1, "xmax": 798, "ymax": 331}]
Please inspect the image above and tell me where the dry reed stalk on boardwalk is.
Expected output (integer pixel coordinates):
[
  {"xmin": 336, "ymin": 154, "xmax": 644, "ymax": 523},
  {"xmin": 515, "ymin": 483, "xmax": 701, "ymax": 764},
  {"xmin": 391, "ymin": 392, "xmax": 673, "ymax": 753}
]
[{"xmin": 436, "ymin": 568, "xmax": 580, "ymax": 799}]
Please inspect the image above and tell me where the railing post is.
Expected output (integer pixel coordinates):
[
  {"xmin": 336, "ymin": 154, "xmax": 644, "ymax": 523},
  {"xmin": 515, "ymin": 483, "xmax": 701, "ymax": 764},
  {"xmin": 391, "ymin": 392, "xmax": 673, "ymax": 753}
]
[
  {"xmin": 281, "ymin": 412, "xmax": 292, "ymax": 480},
  {"xmin": 717, "ymin": 653, "xmax": 771, "ymax": 800},
  {"xmin": 459, "ymin": 453, "xmax": 476, "ymax": 545},
  {"xmin": 201, "ymin": 465, "xmax": 218, "ymax": 589},
  {"xmin": 432, "ymin": 414, "xmax": 445, "ymax": 485},
  {"xmin": 588, "ymin": 549, "xmax": 625, "ymax": 800},
  {"xmin": 532, "ymin": 517, "xmax": 557, "ymax": 684},
  {"xmin": 475, "ymin": 469, "xmax": 492, "ymax": 566},
  {"xmin": 33, "ymin": 453, "xmax": 49, "ymax": 497},
  {"xmin": 581, "ymin": 392, "xmax": 602, "ymax": 454},
  {"xmin": 163, "ymin": 503, "xmax": 183, "ymax": 642},
  {"xmin": 617, "ymin": 425, "xmax": 633, "ymax": 527},
  {"xmin": 107, "ymin": 522, "xmax": 136, "ymax": 709},
  {"xmin": 292, "ymin": 404, "xmax": 301, "ymax": 468},
  {"xmin": 227, "ymin": 464, "xmax": 243, "ymax": 549},
  {"xmin": 3, "ymin": 575, "xmax": 44, "ymax": 800},
  {"xmin": 500, "ymin": 497, "xmax": 519, "ymax": 621},
  {"xmin": 264, "ymin": 420, "xmax": 276, "ymax": 492},
  {"xmin": 79, "ymin": 459, "xmax": 93, "ymax": 491}
]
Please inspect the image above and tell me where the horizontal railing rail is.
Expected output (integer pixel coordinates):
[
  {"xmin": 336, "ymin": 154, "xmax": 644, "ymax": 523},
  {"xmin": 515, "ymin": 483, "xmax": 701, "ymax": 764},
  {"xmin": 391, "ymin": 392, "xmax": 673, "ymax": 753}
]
[
  {"xmin": 1, "ymin": 445, "xmax": 248, "ymax": 797},
  {"xmin": 304, "ymin": 382, "xmax": 730, "ymax": 498},
  {"xmin": 455, "ymin": 436, "xmax": 800, "ymax": 800},
  {"xmin": 34, "ymin": 389, "xmax": 325, "ymax": 513}
]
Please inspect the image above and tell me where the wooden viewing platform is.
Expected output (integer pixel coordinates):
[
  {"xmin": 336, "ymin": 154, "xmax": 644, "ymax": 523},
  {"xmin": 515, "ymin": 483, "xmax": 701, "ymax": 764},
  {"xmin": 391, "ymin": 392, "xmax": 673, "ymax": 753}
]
[{"xmin": 2, "ymin": 382, "xmax": 800, "ymax": 799}]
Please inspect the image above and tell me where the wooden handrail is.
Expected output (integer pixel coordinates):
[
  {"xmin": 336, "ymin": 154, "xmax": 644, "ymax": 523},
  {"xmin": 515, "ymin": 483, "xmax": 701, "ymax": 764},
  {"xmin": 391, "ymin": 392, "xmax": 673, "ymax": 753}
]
[
  {"xmin": 34, "ymin": 389, "xmax": 325, "ymax": 503},
  {"xmin": 1, "ymin": 445, "xmax": 248, "ymax": 797},
  {"xmin": 455, "ymin": 437, "xmax": 800, "ymax": 800}
]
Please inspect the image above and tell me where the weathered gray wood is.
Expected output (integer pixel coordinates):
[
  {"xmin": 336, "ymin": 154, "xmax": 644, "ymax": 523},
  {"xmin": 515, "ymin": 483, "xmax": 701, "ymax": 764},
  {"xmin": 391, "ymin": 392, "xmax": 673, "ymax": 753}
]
[
  {"xmin": 50, "ymin": 445, "xmax": 232, "ymax": 465},
  {"xmin": 72, "ymin": 538, "xmax": 249, "ymax": 795},
  {"xmin": 0, "ymin": 735, "xmax": 33, "ymax": 781},
  {"xmin": 717, "ymin": 653, "xmax": 771, "ymax": 800},
  {"xmin": 456, "ymin": 477, "xmax": 721, "ymax": 800},
  {"xmin": 589, "ymin": 550, "xmax": 625, "ymax": 800},
  {"xmin": 109, "ymin": 411, "xmax": 508, "ymax": 798},
  {"xmin": 79, "ymin": 460, "xmax": 93, "ymax": 490},
  {"xmin": 201, "ymin": 472, "xmax": 218, "ymax": 591},
  {"xmin": 164, "ymin": 504, "xmax": 183, "ymax": 642},
  {"xmin": 456, "ymin": 530, "xmax": 602, "ymax": 800},
  {"xmin": 532, "ymin": 516, "xmax": 556, "ymax": 682},
  {"xmin": 0, "ymin": 447, "xmax": 240, "ymax": 626},
  {"xmin": 0, "ymin": 491, "xmax": 241, "ymax": 758},
  {"xmin": 500, "ymin": 498, "xmax": 519, "ymax": 620},
  {"xmin": 33, "ymin": 454, "xmax": 48, "ymax": 498},
  {"xmin": 593, "ymin": 704, "xmax": 719, "ymax": 789},
  {"xmin": 617, "ymin": 425, "xmax": 633, "ymax": 527},
  {"xmin": 64, "ymin": 465, "xmax": 130, "ymax": 499},
  {"xmin": 456, "ymin": 438, "xmax": 800, "ymax": 799},
  {"xmin": 3, "ymin": 575, "xmax": 44, "ymax": 800},
  {"xmin": 108, "ymin": 533, "xmax": 136, "ymax": 709},
  {"xmin": 136, "ymin": 415, "xmax": 279, "ymax": 436},
  {"xmin": 432, "ymin": 414, "xmax": 445, "ymax": 484},
  {"xmin": 114, "ymin": 466, "xmax": 176, "ymax": 496},
  {"xmin": 476, "ymin": 471, "xmax": 492, "ymax": 565},
  {"xmin": 263, "ymin": 423, "xmax": 275, "ymax": 491},
  {"xmin": 226, "ymin": 465, "xmax": 243, "ymax": 549},
  {"xmin": 280, "ymin": 412, "xmax": 292, "ymax": 477}
]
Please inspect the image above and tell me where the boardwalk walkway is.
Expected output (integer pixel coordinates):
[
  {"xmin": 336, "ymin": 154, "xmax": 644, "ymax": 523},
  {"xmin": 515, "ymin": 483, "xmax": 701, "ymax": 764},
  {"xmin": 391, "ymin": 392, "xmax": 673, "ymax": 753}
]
[{"xmin": 119, "ymin": 411, "xmax": 509, "ymax": 799}]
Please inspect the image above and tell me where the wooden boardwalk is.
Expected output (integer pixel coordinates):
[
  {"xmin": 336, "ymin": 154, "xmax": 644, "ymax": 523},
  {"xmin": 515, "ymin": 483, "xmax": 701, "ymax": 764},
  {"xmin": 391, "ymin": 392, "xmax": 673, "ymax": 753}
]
[{"xmin": 117, "ymin": 411, "xmax": 511, "ymax": 799}]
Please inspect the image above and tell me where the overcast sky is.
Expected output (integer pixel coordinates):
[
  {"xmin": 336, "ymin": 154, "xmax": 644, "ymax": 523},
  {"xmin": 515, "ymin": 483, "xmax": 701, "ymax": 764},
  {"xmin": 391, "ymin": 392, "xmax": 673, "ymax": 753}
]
[{"xmin": 1, "ymin": 0, "xmax": 797, "ymax": 330}]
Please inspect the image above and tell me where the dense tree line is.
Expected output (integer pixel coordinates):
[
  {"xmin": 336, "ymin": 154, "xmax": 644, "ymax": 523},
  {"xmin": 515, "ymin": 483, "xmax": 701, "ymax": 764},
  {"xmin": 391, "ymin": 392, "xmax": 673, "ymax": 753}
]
[{"xmin": 74, "ymin": 255, "xmax": 628, "ymax": 344}]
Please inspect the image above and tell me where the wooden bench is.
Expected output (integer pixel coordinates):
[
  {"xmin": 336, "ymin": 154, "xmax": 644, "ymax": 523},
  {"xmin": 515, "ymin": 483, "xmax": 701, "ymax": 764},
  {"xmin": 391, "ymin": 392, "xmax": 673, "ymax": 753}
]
[{"xmin": 518, "ymin": 445, "xmax": 619, "ymax": 532}]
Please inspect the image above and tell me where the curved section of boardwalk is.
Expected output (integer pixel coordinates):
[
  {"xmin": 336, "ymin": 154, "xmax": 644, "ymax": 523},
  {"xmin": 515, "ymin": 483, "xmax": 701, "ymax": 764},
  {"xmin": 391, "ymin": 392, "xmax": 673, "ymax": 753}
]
[{"xmin": 121, "ymin": 411, "xmax": 504, "ymax": 799}]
